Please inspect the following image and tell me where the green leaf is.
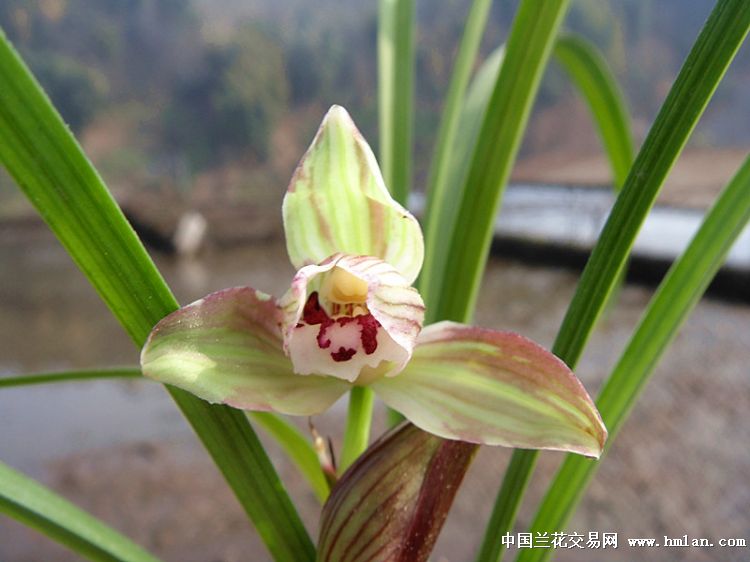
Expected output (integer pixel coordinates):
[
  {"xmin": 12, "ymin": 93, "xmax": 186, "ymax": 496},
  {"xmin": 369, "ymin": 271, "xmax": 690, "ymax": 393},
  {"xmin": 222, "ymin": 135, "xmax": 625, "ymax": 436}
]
[
  {"xmin": 283, "ymin": 106, "xmax": 424, "ymax": 284},
  {"xmin": 517, "ymin": 154, "xmax": 750, "ymax": 562},
  {"xmin": 141, "ymin": 287, "xmax": 349, "ymax": 415},
  {"xmin": 0, "ymin": 28, "xmax": 315, "ymax": 562},
  {"xmin": 554, "ymin": 0, "xmax": 749, "ymax": 366},
  {"xmin": 249, "ymin": 412, "xmax": 331, "ymax": 503},
  {"xmin": 553, "ymin": 33, "xmax": 634, "ymax": 189},
  {"xmin": 423, "ymin": 31, "xmax": 634, "ymax": 311},
  {"xmin": 0, "ymin": 461, "xmax": 161, "ymax": 562},
  {"xmin": 372, "ymin": 322, "xmax": 605, "ymax": 456},
  {"xmin": 420, "ymin": 44, "xmax": 505, "ymax": 311},
  {"xmin": 422, "ymin": 0, "xmax": 571, "ymax": 323},
  {"xmin": 318, "ymin": 423, "xmax": 477, "ymax": 562},
  {"xmin": 0, "ymin": 368, "xmax": 141, "ymax": 388},
  {"xmin": 166, "ymin": 395, "xmax": 317, "ymax": 562},
  {"xmin": 420, "ymin": 0, "xmax": 493, "ymax": 307},
  {"xmin": 552, "ymin": 33, "xmax": 635, "ymax": 312},
  {"xmin": 0, "ymin": 368, "xmax": 331, "ymax": 505},
  {"xmin": 477, "ymin": 2, "xmax": 750, "ymax": 559},
  {"xmin": 378, "ymin": 0, "xmax": 415, "ymax": 205}
]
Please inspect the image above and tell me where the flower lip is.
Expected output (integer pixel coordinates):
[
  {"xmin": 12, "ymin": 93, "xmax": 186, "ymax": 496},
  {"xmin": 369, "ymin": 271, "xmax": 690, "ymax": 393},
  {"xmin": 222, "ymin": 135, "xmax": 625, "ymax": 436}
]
[{"xmin": 279, "ymin": 253, "xmax": 425, "ymax": 383}]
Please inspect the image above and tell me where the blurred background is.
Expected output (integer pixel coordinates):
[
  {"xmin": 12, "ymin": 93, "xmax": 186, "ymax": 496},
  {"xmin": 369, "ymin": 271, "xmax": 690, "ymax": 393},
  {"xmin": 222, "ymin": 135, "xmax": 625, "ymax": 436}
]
[{"xmin": 1, "ymin": 0, "xmax": 749, "ymax": 560}]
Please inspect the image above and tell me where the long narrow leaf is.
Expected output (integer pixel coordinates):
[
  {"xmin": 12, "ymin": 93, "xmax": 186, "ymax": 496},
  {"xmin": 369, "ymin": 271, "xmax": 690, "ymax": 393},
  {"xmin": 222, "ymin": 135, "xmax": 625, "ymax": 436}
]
[
  {"xmin": 553, "ymin": 33, "xmax": 634, "ymax": 188},
  {"xmin": 0, "ymin": 368, "xmax": 141, "ymax": 388},
  {"xmin": 248, "ymin": 412, "xmax": 331, "ymax": 503},
  {"xmin": 0, "ymin": 461, "xmax": 161, "ymax": 562},
  {"xmin": 477, "ymin": 2, "xmax": 750, "ymax": 560},
  {"xmin": 424, "ymin": 0, "xmax": 571, "ymax": 323},
  {"xmin": 517, "ymin": 153, "xmax": 750, "ymax": 562},
  {"xmin": 418, "ymin": 45, "xmax": 506, "ymax": 315},
  {"xmin": 0, "ymin": 368, "xmax": 330, "ymax": 505},
  {"xmin": 421, "ymin": 0, "xmax": 493, "ymax": 306},
  {"xmin": 423, "ymin": 29, "xmax": 633, "ymax": 313},
  {"xmin": 378, "ymin": 0, "xmax": 415, "ymax": 205},
  {"xmin": 0, "ymin": 28, "xmax": 314, "ymax": 562},
  {"xmin": 554, "ymin": 0, "xmax": 749, "ymax": 364},
  {"xmin": 552, "ymin": 33, "xmax": 635, "ymax": 311}
]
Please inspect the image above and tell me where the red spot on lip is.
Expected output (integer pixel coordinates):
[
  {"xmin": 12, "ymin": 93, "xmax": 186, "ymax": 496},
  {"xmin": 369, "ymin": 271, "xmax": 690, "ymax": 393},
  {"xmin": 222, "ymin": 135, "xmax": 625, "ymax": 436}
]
[
  {"xmin": 331, "ymin": 347, "xmax": 356, "ymax": 362},
  {"xmin": 300, "ymin": 292, "xmax": 382, "ymax": 357},
  {"xmin": 357, "ymin": 314, "xmax": 379, "ymax": 355},
  {"xmin": 302, "ymin": 292, "xmax": 334, "ymax": 349},
  {"xmin": 302, "ymin": 292, "xmax": 331, "ymax": 325}
]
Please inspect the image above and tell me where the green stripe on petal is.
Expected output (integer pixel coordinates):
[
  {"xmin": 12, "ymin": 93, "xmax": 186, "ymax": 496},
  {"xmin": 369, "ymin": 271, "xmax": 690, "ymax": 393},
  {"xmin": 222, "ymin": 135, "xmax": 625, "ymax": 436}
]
[
  {"xmin": 283, "ymin": 106, "xmax": 424, "ymax": 283},
  {"xmin": 372, "ymin": 322, "xmax": 606, "ymax": 457},
  {"xmin": 141, "ymin": 287, "xmax": 349, "ymax": 416}
]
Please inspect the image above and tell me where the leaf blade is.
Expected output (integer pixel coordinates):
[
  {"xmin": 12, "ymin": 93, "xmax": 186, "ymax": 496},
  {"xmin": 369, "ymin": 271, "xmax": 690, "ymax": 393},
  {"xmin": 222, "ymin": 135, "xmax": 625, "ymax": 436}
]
[
  {"xmin": 0, "ymin": 368, "xmax": 332, "ymax": 505},
  {"xmin": 378, "ymin": 0, "xmax": 415, "ymax": 205},
  {"xmin": 0, "ymin": 28, "xmax": 315, "ymax": 562},
  {"xmin": 553, "ymin": 33, "xmax": 635, "ymax": 189},
  {"xmin": 0, "ymin": 461, "xmax": 161, "ymax": 562},
  {"xmin": 420, "ymin": 0, "xmax": 493, "ymax": 307},
  {"xmin": 477, "ymin": 2, "xmax": 750, "ymax": 559},
  {"xmin": 424, "ymin": 0, "xmax": 571, "ymax": 324},
  {"xmin": 517, "ymin": 154, "xmax": 750, "ymax": 562}
]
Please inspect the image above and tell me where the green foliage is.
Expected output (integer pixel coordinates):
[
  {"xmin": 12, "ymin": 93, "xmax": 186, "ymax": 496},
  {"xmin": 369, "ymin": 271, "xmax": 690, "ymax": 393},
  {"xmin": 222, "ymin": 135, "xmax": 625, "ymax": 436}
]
[
  {"xmin": 378, "ymin": 0, "xmax": 415, "ymax": 205},
  {"xmin": 423, "ymin": 0, "xmax": 571, "ymax": 323},
  {"xmin": 516, "ymin": 154, "xmax": 750, "ymax": 562},
  {"xmin": 2, "ymin": 1, "xmax": 750, "ymax": 561},
  {"xmin": 0, "ymin": 461, "xmax": 161, "ymax": 562},
  {"xmin": 420, "ymin": 0, "xmax": 492, "ymax": 309},
  {"xmin": 477, "ymin": 1, "xmax": 750, "ymax": 559},
  {"xmin": 0, "ymin": 27, "xmax": 314, "ymax": 562}
]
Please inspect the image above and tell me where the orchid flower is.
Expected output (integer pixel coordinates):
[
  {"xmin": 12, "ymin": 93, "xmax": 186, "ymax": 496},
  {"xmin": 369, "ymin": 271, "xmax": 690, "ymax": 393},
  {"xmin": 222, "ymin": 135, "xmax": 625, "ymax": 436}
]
[{"xmin": 141, "ymin": 106, "xmax": 607, "ymax": 458}]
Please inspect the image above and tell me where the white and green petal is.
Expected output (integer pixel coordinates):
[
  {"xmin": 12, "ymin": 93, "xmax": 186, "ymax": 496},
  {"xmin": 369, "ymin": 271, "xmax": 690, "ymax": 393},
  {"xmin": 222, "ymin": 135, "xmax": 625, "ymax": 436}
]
[
  {"xmin": 278, "ymin": 253, "xmax": 425, "ymax": 383},
  {"xmin": 282, "ymin": 105, "xmax": 424, "ymax": 283},
  {"xmin": 140, "ymin": 287, "xmax": 349, "ymax": 416},
  {"xmin": 371, "ymin": 322, "xmax": 607, "ymax": 458}
]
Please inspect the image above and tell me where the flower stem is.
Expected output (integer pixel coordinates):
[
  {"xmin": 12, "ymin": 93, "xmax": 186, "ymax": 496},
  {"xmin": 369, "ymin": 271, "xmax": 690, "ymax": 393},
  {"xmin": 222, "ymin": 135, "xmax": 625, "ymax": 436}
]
[{"xmin": 340, "ymin": 387, "xmax": 375, "ymax": 473}]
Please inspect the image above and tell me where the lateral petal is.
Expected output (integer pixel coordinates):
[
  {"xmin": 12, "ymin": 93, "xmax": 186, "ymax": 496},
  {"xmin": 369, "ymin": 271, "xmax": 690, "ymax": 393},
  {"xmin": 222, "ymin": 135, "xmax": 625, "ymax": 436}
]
[
  {"xmin": 371, "ymin": 322, "xmax": 607, "ymax": 457},
  {"xmin": 141, "ymin": 287, "xmax": 349, "ymax": 415}
]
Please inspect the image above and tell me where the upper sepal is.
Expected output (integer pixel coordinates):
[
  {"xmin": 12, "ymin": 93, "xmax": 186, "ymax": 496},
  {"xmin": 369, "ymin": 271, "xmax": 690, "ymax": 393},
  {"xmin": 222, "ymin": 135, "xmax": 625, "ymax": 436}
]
[
  {"xmin": 140, "ymin": 287, "xmax": 349, "ymax": 415},
  {"xmin": 372, "ymin": 321, "xmax": 607, "ymax": 457},
  {"xmin": 318, "ymin": 423, "xmax": 476, "ymax": 562},
  {"xmin": 282, "ymin": 105, "xmax": 424, "ymax": 283}
]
